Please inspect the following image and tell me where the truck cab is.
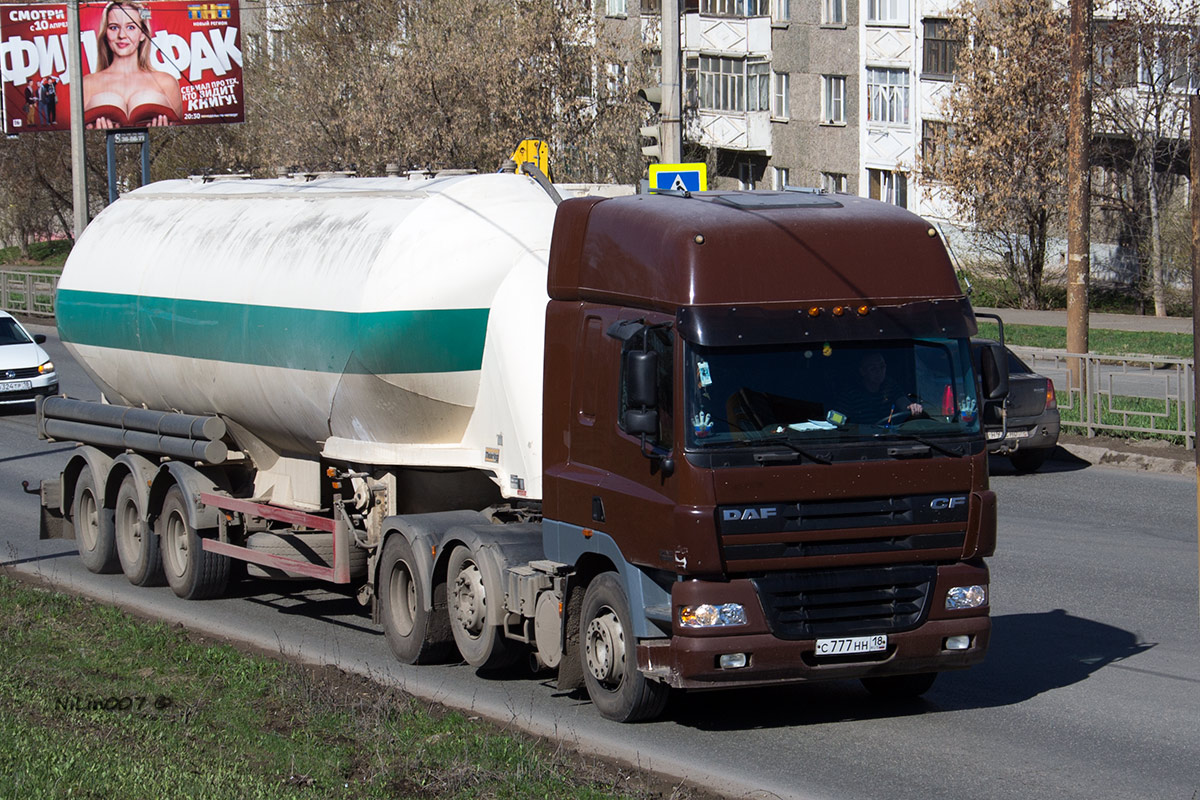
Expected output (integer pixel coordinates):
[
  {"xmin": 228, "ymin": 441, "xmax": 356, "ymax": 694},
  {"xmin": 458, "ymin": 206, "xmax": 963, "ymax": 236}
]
[{"xmin": 542, "ymin": 189, "xmax": 1004, "ymax": 719}]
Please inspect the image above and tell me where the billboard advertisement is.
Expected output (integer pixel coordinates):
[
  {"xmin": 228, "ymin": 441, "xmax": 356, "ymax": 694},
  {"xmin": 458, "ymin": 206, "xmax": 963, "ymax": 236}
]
[{"xmin": 1, "ymin": 0, "xmax": 243, "ymax": 134}]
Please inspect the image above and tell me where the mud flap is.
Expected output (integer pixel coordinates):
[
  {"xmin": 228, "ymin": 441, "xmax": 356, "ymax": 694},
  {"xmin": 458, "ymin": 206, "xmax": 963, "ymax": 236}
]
[{"xmin": 37, "ymin": 480, "xmax": 71, "ymax": 540}]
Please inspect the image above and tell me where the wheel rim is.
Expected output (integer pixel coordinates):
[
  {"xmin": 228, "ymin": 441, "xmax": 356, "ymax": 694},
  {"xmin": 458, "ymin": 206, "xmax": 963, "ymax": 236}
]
[
  {"xmin": 451, "ymin": 559, "xmax": 486, "ymax": 640},
  {"xmin": 77, "ymin": 489, "xmax": 99, "ymax": 551},
  {"xmin": 162, "ymin": 511, "xmax": 189, "ymax": 579},
  {"xmin": 116, "ymin": 495, "xmax": 141, "ymax": 566},
  {"xmin": 387, "ymin": 559, "xmax": 417, "ymax": 637},
  {"xmin": 585, "ymin": 606, "xmax": 626, "ymax": 689}
]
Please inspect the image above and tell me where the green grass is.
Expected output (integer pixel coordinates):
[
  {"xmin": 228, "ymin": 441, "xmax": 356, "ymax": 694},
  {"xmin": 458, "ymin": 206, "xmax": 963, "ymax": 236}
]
[
  {"xmin": 0, "ymin": 239, "xmax": 70, "ymax": 269},
  {"xmin": 977, "ymin": 321, "xmax": 1194, "ymax": 359},
  {"xmin": 1057, "ymin": 395, "xmax": 1189, "ymax": 446},
  {"xmin": 0, "ymin": 575, "xmax": 686, "ymax": 800}
]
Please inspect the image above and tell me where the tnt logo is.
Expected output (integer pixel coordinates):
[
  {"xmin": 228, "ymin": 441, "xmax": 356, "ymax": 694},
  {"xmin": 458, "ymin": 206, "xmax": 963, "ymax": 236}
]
[{"xmin": 188, "ymin": 3, "xmax": 231, "ymax": 20}]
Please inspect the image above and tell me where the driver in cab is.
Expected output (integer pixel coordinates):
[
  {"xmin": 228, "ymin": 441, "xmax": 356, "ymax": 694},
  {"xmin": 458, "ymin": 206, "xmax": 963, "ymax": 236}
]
[{"xmin": 843, "ymin": 352, "xmax": 923, "ymax": 423}]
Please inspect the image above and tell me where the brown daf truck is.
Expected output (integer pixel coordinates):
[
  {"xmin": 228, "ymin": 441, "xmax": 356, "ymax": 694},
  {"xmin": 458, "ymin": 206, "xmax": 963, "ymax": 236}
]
[{"xmin": 539, "ymin": 188, "xmax": 1006, "ymax": 720}]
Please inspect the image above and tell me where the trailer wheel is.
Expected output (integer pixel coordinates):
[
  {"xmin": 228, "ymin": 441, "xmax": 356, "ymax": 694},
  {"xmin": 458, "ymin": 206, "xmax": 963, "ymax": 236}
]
[
  {"xmin": 158, "ymin": 486, "xmax": 229, "ymax": 600},
  {"xmin": 447, "ymin": 545, "xmax": 518, "ymax": 670},
  {"xmin": 73, "ymin": 465, "xmax": 119, "ymax": 574},
  {"xmin": 379, "ymin": 535, "xmax": 453, "ymax": 664},
  {"xmin": 861, "ymin": 671, "xmax": 938, "ymax": 700},
  {"xmin": 115, "ymin": 475, "xmax": 164, "ymax": 586},
  {"xmin": 580, "ymin": 572, "xmax": 669, "ymax": 722}
]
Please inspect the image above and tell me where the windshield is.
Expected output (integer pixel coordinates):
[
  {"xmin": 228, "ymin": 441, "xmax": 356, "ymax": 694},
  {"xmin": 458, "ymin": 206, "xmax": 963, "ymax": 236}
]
[
  {"xmin": 685, "ymin": 338, "xmax": 980, "ymax": 448},
  {"xmin": 0, "ymin": 317, "xmax": 32, "ymax": 346}
]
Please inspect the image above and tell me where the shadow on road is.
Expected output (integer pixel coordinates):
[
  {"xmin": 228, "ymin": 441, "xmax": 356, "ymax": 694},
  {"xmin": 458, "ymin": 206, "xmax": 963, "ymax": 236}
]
[
  {"xmin": 667, "ymin": 609, "xmax": 1151, "ymax": 730},
  {"xmin": 987, "ymin": 447, "xmax": 1091, "ymax": 477}
]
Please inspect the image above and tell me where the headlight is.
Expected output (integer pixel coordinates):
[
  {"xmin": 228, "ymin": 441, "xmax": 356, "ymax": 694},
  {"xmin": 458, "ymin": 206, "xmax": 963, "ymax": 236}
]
[
  {"xmin": 946, "ymin": 585, "xmax": 987, "ymax": 610},
  {"xmin": 38, "ymin": 360, "xmax": 54, "ymax": 375},
  {"xmin": 679, "ymin": 603, "xmax": 748, "ymax": 628}
]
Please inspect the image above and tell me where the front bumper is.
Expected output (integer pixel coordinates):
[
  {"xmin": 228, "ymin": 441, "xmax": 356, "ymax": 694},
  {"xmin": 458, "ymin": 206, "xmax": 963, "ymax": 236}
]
[
  {"xmin": 637, "ymin": 564, "xmax": 990, "ymax": 690},
  {"xmin": 0, "ymin": 377, "xmax": 58, "ymax": 405}
]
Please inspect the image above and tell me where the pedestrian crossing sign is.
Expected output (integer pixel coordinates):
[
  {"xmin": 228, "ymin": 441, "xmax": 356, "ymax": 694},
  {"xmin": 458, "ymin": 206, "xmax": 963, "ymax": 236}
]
[{"xmin": 648, "ymin": 163, "xmax": 708, "ymax": 193}]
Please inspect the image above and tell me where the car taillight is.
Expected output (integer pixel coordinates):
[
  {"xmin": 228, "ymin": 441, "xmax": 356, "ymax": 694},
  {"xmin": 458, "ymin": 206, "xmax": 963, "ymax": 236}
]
[{"xmin": 1045, "ymin": 378, "xmax": 1057, "ymax": 410}]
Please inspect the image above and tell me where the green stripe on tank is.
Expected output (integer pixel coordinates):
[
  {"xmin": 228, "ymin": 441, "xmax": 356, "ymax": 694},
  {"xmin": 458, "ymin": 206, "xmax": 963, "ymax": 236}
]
[{"xmin": 56, "ymin": 289, "xmax": 490, "ymax": 374}]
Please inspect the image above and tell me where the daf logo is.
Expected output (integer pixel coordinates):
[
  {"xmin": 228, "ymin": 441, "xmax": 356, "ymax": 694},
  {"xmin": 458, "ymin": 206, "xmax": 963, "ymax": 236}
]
[
  {"xmin": 723, "ymin": 507, "xmax": 778, "ymax": 521},
  {"xmin": 931, "ymin": 496, "xmax": 967, "ymax": 510}
]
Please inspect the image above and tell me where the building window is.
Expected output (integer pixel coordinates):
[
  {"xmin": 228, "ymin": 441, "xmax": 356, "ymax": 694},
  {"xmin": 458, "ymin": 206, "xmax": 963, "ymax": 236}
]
[
  {"xmin": 922, "ymin": 19, "xmax": 959, "ymax": 78},
  {"xmin": 821, "ymin": 75, "xmax": 845, "ymax": 124},
  {"xmin": 869, "ymin": 168, "xmax": 908, "ymax": 208},
  {"xmin": 773, "ymin": 0, "xmax": 790, "ymax": 22},
  {"xmin": 700, "ymin": 0, "xmax": 744, "ymax": 16},
  {"xmin": 821, "ymin": 172, "xmax": 848, "ymax": 193},
  {"xmin": 738, "ymin": 161, "xmax": 756, "ymax": 190},
  {"xmin": 746, "ymin": 0, "xmax": 770, "ymax": 15},
  {"xmin": 867, "ymin": 68, "xmax": 909, "ymax": 125},
  {"xmin": 921, "ymin": 120, "xmax": 951, "ymax": 176},
  {"xmin": 747, "ymin": 62, "xmax": 771, "ymax": 111},
  {"xmin": 867, "ymin": 0, "xmax": 907, "ymax": 24},
  {"xmin": 606, "ymin": 0, "xmax": 627, "ymax": 16},
  {"xmin": 605, "ymin": 63, "xmax": 626, "ymax": 96},
  {"xmin": 822, "ymin": 0, "xmax": 844, "ymax": 25},
  {"xmin": 772, "ymin": 166, "xmax": 790, "ymax": 190},
  {"xmin": 773, "ymin": 72, "xmax": 790, "ymax": 118},
  {"xmin": 642, "ymin": 0, "xmax": 661, "ymax": 13}
]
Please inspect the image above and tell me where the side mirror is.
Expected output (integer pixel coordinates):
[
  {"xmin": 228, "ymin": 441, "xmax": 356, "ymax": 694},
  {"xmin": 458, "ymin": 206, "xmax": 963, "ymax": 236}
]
[
  {"xmin": 626, "ymin": 350, "xmax": 658, "ymax": 408},
  {"xmin": 624, "ymin": 408, "xmax": 658, "ymax": 436},
  {"xmin": 33, "ymin": 334, "xmax": 46, "ymax": 344},
  {"xmin": 979, "ymin": 344, "xmax": 1010, "ymax": 401}
]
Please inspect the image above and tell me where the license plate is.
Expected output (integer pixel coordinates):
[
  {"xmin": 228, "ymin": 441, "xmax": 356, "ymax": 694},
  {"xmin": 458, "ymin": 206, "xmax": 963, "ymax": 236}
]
[
  {"xmin": 0, "ymin": 380, "xmax": 31, "ymax": 393},
  {"xmin": 814, "ymin": 634, "xmax": 888, "ymax": 656}
]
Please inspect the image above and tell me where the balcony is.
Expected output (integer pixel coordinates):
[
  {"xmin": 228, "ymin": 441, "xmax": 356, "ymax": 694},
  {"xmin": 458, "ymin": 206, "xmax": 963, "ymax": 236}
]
[{"xmin": 693, "ymin": 109, "xmax": 773, "ymax": 154}]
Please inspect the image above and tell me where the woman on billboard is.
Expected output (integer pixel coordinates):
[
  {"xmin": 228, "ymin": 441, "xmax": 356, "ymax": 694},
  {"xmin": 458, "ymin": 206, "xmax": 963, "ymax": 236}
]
[{"xmin": 83, "ymin": 1, "xmax": 183, "ymax": 128}]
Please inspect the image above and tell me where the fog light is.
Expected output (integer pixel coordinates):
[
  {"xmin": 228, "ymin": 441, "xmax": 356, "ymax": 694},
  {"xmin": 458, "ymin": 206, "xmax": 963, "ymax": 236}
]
[
  {"xmin": 944, "ymin": 635, "xmax": 971, "ymax": 651},
  {"xmin": 679, "ymin": 603, "xmax": 748, "ymax": 628},
  {"xmin": 718, "ymin": 653, "xmax": 748, "ymax": 669},
  {"xmin": 946, "ymin": 585, "xmax": 987, "ymax": 610}
]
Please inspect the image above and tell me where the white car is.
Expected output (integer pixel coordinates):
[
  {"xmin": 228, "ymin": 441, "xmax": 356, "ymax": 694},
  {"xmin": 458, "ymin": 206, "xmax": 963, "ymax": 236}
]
[{"xmin": 0, "ymin": 311, "xmax": 58, "ymax": 407}]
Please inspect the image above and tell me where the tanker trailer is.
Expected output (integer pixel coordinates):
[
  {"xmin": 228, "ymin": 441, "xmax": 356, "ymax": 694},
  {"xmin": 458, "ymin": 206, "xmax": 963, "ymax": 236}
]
[{"xmin": 37, "ymin": 172, "xmax": 1007, "ymax": 722}]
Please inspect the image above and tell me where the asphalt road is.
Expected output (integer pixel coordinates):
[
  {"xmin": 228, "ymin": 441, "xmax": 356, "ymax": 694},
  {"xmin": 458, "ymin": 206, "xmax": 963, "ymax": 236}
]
[{"xmin": 2, "ymin": 324, "xmax": 1198, "ymax": 800}]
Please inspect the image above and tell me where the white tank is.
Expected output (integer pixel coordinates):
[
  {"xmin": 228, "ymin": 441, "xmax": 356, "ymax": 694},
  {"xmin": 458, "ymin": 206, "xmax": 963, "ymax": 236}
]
[{"xmin": 57, "ymin": 172, "xmax": 556, "ymax": 500}]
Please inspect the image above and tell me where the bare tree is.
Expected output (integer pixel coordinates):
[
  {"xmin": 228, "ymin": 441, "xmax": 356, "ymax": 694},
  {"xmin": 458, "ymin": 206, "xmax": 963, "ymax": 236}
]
[
  {"xmin": 1092, "ymin": 0, "xmax": 1199, "ymax": 316},
  {"xmin": 923, "ymin": 0, "xmax": 1069, "ymax": 309}
]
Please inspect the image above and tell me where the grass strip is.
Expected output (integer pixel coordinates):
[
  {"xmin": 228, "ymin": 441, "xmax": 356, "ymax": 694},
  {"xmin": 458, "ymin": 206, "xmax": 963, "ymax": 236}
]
[
  {"xmin": 0, "ymin": 575, "xmax": 690, "ymax": 800},
  {"xmin": 976, "ymin": 321, "xmax": 1193, "ymax": 359}
]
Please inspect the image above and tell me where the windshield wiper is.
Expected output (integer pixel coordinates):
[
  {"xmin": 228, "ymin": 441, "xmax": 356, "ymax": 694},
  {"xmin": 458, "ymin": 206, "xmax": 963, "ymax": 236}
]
[
  {"xmin": 874, "ymin": 431, "xmax": 964, "ymax": 459},
  {"xmin": 750, "ymin": 433, "xmax": 833, "ymax": 465}
]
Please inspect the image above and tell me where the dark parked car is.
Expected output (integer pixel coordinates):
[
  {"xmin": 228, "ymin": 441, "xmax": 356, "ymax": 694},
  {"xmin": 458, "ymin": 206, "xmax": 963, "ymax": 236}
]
[{"xmin": 972, "ymin": 338, "xmax": 1060, "ymax": 473}]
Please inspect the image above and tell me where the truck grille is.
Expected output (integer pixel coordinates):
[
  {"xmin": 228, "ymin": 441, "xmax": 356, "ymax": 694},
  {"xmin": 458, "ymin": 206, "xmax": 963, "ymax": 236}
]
[
  {"xmin": 752, "ymin": 564, "xmax": 936, "ymax": 640},
  {"xmin": 717, "ymin": 493, "xmax": 969, "ymax": 571}
]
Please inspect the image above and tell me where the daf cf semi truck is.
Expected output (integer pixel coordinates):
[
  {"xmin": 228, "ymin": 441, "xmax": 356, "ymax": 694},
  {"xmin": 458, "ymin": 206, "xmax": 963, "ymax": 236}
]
[{"xmin": 35, "ymin": 170, "xmax": 1007, "ymax": 721}]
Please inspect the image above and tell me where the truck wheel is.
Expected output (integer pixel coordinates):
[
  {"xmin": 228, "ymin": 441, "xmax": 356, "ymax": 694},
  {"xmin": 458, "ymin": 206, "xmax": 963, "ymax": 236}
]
[
  {"xmin": 115, "ymin": 475, "xmax": 164, "ymax": 586},
  {"xmin": 580, "ymin": 573, "xmax": 669, "ymax": 722},
  {"xmin": 861, "ymin": 671, "xmax": 938, "ymax": 700},
  {"xmin": 379, "ymin": 535, "xmax": 453, "ymax": 664},
  {"xmin": 158, "ymin": 486, "xmax": 229, "ymax": 600},
  {"xmin": 447, "ymin": 545, "xmax": 518, "ymax": 669},
  {"xmin": 1009, "ymin": 447, "xmax": 1051, "ymax": 474},
  {"xmin": 73, "ymin": 465, "xmax": 119, "ymax": 574}
]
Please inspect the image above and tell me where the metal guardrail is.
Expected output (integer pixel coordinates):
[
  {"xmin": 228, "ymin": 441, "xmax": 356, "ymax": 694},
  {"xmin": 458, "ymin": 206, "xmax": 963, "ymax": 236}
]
[
  {"xmin": 1012, "ymin": 346, "xmax": 1195, "ymax": 449},
  {"xmin": 1, "ymin": 270, "xmax": 58, "ymax": 316}
]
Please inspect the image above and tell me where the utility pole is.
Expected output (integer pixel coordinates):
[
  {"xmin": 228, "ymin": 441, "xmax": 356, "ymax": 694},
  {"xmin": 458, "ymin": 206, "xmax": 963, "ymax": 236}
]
[
  {"xmin": 1066, "ymin": 0, "xmax": 1091, "ymax": 397},
  {"xmin": 1190, "ymin": 94, "xmax": 1199, "ymax": 625},
  {"xmin": 660, "ymin": 0, "xmax": 682, "ymax": 164},
  {"xmin": 68, "ymin": 0, "xmax": 88, "ymax": 238}
]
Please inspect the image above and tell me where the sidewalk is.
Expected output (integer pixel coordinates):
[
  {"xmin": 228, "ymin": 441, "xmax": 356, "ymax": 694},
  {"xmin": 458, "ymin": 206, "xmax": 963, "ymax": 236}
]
[{"xmin": 974, "ymin": 306, "xmax": 1193, "ymax": 334}]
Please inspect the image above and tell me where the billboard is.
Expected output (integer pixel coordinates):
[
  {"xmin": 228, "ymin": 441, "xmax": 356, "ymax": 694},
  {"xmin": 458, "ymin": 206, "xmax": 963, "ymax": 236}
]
[{"xmin": 1, "ymin": 1, "xmax": 243, "ymax": 134}]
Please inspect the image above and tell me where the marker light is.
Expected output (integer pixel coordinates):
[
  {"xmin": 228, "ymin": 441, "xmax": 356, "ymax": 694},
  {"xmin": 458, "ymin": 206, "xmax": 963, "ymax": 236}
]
[
  {"xmin": 680, "ymin": 603, "xmax": 748, "ymax": 628},
  {"xmin": 856, "ymin": 305, "xmax": 870, "ymax": 316},
  {"xmin": 832, "ymin": 306, "xmax": 846, "ymax": 316},
  {"xmin": 945, "ymin": 585, "xmax": 987, "ymax": 610},
  {"xmin": 807, "ymin": 306, "xmax": 821, "ymax": 317}
]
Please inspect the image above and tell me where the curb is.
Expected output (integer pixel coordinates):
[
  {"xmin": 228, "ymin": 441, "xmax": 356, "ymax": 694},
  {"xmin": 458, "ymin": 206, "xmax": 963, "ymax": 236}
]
[{"xmin": 1057, "ymin": 443, "xmax": 1192, "ymax": 475}]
